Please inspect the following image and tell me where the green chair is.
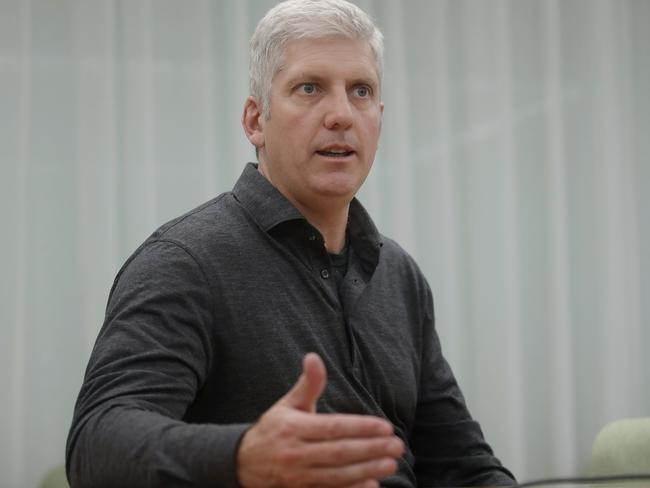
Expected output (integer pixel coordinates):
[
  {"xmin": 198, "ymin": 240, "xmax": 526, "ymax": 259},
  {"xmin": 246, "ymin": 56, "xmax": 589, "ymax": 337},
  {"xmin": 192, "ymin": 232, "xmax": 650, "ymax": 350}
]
[
  {"xmin": 40, "ymin": 464, "xmax": 68, "ymax": 488},
  {"xmin": 589, "ymin": 417, "xmax": 650, "ymax": 475}
]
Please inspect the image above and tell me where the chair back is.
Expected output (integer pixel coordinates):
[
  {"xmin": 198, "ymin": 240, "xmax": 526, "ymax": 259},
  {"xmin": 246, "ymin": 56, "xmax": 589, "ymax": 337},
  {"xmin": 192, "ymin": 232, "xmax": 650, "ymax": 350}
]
[
  {"xmin": 589, "ymin": 417, "xmax": 650, "ymax": 475},
  {"xmin": 40, "ymin": 464, "xmax": 68, "ymax": 488}
]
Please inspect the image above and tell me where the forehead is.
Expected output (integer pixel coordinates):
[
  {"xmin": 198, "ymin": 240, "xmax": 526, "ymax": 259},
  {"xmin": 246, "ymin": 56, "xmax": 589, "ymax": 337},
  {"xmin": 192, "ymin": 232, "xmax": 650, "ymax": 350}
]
[{"xmin": 276, "ymin": 37, "xmax": 379, "ymax": 84}]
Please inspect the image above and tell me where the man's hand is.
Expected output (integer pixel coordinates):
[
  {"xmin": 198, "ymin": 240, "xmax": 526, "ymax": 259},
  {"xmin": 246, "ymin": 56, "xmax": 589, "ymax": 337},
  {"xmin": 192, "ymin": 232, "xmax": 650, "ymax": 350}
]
[{"xmin": 236, "ymin": 353, "xmax": 405, "ymax": 488}]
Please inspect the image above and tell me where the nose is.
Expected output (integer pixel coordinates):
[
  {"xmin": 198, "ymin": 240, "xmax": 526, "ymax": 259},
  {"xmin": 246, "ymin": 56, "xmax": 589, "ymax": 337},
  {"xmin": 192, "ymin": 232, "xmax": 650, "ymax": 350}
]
[{"xmin": 323, "ymin": 89, "xmax": 353, "ymax": 130}]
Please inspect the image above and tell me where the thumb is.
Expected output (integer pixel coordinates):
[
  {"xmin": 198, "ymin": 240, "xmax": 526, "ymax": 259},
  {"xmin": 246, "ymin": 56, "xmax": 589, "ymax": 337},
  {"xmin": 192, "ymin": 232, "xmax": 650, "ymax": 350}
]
[{"xmin": 279, "ymin": 352, "xmax": 327, "ymax": 413}]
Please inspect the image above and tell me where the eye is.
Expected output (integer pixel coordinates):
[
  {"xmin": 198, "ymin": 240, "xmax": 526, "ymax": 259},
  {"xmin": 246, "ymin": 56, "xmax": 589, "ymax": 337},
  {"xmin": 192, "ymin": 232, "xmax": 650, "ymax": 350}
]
[
  {"xmin": 354, "ymin": 85, "xmax": 371, "ymax": 98},
  {"xmin": 297, "ymin": 83, "xmax": 318, "ymax": 95}
]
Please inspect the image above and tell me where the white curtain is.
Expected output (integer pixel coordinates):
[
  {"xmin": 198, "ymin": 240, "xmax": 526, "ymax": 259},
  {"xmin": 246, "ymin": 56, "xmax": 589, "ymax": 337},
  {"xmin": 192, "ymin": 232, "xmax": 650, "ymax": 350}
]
[{"xmin": 1, "ymin": 1, "xmax": 648, "ymax": 486}]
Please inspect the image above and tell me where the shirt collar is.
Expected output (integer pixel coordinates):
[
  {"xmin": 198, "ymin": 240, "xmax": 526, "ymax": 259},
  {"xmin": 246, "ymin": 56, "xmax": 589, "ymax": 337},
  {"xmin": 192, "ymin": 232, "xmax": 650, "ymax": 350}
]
[
  {"xmin": 232, "ymin": 162, "xmax": 383, "ymax": 265},
  {"xmin": 232, "ymin": 163, "xmax": 303, "ymax": 232},
  {"xmin": 347, "ymin": 198, "xmax": 383, "ymax": 263}
]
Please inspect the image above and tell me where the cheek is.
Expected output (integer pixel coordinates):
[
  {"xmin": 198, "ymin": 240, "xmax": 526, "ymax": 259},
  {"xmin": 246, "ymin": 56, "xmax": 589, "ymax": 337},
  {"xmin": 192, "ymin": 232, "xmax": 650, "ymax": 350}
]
[
  {"xmin": 287, "ymin": 115, "xmax": 319, "ymax": 148},
  {"xmin": 284, "ymin": 114, "xmax": 308, "ymax": 134},
  {"xmin": 362, "ymin": 119, "xmax": 382, "ymax": 146}
]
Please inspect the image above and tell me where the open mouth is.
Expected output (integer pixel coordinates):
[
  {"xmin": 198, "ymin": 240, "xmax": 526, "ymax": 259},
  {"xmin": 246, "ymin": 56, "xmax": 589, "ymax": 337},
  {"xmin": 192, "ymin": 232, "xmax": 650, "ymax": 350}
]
[{"xmin": 316, "ymin": 150, "xmax": 354, "ymax": 157}]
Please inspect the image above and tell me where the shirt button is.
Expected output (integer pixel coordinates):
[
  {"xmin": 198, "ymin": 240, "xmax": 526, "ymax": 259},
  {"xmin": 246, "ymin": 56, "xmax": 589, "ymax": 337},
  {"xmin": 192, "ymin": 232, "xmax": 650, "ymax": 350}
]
[
  {"xmin": 308, "ymin": 234, "xmax": 316, "ymax": 241},
  {"xmin": 320, "ymin": 268, "xmax": 330, "ymax": 279}
]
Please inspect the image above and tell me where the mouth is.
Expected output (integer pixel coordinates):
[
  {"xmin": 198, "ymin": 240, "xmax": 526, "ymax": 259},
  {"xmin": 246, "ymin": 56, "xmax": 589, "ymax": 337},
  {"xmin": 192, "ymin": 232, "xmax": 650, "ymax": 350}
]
[{"xmin": 315, "ymin": 147, "xmax": 355, "ymax": 158}]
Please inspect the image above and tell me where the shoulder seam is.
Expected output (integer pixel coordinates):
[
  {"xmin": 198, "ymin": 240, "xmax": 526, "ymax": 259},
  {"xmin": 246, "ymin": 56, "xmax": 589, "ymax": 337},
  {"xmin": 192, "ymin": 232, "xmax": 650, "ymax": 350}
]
[{"xmin": 156, "ymin": 192, "xmax": 230, "ymax": 239}]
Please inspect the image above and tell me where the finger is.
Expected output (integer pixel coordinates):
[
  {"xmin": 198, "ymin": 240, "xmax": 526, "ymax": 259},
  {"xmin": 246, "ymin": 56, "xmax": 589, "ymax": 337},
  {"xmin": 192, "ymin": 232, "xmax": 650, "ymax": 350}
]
[
  {"xmin": 295, "ymin": 436, "xmax": 404, "ymax": 467},
  {"xmin": 274, "ymin": 436, "xmax": 403, "ymax": 469},
  {"xmin": 296, "ymin": 412, "xmax": 394, "ymax": 440},
  {"xmin": 296, "ymin": 457, "xmax": 398, "ymax": 487},
  {"xmin": 279, "ymin": 352, "xmax": 327, "ymax": 412},
  {"xmin": 342, "ymin": 480, "xmax": 380, "ymax": 488}
]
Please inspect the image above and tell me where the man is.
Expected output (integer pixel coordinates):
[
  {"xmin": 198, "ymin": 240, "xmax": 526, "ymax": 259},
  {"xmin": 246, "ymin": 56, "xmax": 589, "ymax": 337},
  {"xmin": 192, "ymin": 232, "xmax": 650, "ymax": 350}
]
[{"xmin": 67, "ymin": 1, "xmax": 515, "ymax": 487}]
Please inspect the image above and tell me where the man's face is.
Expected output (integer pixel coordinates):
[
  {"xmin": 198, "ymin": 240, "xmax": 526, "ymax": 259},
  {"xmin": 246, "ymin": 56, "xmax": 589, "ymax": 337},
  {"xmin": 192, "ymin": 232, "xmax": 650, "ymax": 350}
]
[{"xmin": 247, "ymin": 37, "xmax": 383, "ymax": 210}]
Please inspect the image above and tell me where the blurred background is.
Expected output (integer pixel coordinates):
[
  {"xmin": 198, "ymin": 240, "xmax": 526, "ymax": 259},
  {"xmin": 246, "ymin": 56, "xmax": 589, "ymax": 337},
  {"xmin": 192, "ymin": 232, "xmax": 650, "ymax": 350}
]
[{"xmin": 1, "ymin": 0, "xmax": 649, "ymax": 486}]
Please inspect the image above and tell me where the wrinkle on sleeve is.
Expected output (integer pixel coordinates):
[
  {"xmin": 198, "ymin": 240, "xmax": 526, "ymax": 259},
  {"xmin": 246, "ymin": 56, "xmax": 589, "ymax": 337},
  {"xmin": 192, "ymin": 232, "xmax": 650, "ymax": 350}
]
[
  {"xmin": 411, "ymin": 285, "xmax": 516, "ymax": 487},
  {"xmin": 66, "ymin": 240, "xmax": 250, "ymax": 488}
]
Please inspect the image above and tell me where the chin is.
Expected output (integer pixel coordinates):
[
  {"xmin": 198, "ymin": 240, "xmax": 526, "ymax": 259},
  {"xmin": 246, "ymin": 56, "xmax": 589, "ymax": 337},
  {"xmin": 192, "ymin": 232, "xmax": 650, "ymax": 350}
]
[
  {"xmin": 313, "ymin": 181, "xmax": 360, "ymax": 200},
  {"xmin": 308, "ymin": 169, "xmax": 368, "ymax": 200}
]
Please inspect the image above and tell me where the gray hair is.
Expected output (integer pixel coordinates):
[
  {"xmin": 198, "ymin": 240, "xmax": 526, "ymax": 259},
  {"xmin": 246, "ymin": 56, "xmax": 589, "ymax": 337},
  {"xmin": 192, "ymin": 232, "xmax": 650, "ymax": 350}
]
[{"xmin": 249, "ymin": 0, "xmax": 384, "ymax": 119}]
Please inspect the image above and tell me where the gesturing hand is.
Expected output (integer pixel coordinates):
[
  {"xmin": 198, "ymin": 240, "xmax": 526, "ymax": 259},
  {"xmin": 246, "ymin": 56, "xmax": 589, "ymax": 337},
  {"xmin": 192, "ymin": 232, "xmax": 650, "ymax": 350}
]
[{"xmin": 236, "ymin": 353, "xmax": 405, "ymax": 488}]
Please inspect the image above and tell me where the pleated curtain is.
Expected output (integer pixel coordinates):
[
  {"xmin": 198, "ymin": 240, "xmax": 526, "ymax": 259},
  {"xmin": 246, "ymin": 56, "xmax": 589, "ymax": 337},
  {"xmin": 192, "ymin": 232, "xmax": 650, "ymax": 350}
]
[{"xmin": 1, "ymin": 1, "xmax": 648, "ymax": 486}]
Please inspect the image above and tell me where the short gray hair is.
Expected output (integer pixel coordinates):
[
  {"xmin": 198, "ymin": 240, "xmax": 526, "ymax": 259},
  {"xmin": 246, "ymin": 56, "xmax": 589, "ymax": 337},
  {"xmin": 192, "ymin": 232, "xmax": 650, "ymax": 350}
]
[{"xmin": 249, "ymin": 0, "xmax": 384, "ymax": 118}]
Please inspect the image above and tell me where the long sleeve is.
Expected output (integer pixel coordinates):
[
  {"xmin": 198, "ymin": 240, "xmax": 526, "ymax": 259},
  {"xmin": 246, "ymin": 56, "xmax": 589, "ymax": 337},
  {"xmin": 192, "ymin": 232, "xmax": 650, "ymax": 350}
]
[
  {"xmin": 66, "ymin": 240, "xmax": 250, "ymax": 487},
  {"xmin": 410, "ymin": 286, "xmax": 516, "ymax": 487}
]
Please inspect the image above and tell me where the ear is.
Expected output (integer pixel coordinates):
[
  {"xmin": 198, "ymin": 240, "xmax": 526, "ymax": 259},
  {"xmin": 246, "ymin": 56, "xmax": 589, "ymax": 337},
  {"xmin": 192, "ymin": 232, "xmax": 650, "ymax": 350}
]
[{"xmin": 242, "ymin": 96, "xmax": 265, "ymax": 149}]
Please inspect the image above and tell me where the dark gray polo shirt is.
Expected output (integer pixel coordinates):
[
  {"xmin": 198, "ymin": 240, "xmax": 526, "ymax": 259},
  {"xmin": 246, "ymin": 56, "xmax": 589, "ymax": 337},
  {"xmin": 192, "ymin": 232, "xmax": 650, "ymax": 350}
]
[{"xmin": 66, "ymin": 163, "xmax": 514, "ymax": 487}]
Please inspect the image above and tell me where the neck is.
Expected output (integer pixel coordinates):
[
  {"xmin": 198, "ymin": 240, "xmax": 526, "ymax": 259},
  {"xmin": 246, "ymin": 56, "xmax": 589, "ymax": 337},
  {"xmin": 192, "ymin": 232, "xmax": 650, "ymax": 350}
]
[
  {"xmin": 299, "ymin": 202, "xmax": 349, "ymax": 253},
  {"xmin": 256, "ymin": 164, "xmax": 349, "ymax": 253}
]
